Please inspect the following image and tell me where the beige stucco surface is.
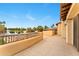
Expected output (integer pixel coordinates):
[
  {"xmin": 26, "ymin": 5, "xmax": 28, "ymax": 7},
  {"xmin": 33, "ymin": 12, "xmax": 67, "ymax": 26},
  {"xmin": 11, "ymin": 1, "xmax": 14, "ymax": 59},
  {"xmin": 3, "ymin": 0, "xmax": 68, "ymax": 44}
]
[
  {"xmin": 15, "ymin": 35, "xmax": 79, "ymax": 56},
  {"xmin": 57, "ymin": 21, "xmax": 66, "ymax": 38},
  {"xmin": 67, "ymin": 3, "xmax": 79, "ymax": 20},
  {"xmin": 57, "ymin": 23, "xmax": 61, "ymax": 35},
  {"xmin": 60, "ymin": 21, "xmax": 66, "ymax": 38},
  {"xmin": 66, "ymin": 3, "xmax": 79, "ymax": 45},
  {"xmin": 66, "ymin": 19, "xmax": 73, "ymax": 45},
  {"xmin": 0, "ymin": 32, "xmax": 43, "ymax": 56},
  {"xmin": 59, "ymin": 3, "xmax": 79, "ymax": 45},
  {"xmin": 43, "ymin": 30, "xmax": 56, "ymax": 37}
]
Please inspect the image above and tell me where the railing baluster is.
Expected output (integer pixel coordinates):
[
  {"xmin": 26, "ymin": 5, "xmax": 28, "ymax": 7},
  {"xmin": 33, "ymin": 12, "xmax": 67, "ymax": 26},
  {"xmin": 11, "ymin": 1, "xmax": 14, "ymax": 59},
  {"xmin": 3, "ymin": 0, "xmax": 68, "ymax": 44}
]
[{"xmin": 0, "ymin": 32, "xmax": 38, "ymax": 45}]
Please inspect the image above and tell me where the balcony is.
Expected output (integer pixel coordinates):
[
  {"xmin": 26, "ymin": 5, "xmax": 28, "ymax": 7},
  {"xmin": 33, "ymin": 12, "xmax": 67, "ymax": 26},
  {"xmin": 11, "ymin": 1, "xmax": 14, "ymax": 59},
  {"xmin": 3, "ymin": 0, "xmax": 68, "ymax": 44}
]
[
  {"xmin": 0, "ymin": 29, "xmax": 79, "ymax": 56},
  {"xmin": 0, "ymin": 32, "xmax": 39, "ymax": 45},
  {"xmin": 0, "ymin": 32, "xmax": 43, "ymax": 56},
  {"xmin": 15, "ymin": 35, "xmax": 79, "ymax": 56}
]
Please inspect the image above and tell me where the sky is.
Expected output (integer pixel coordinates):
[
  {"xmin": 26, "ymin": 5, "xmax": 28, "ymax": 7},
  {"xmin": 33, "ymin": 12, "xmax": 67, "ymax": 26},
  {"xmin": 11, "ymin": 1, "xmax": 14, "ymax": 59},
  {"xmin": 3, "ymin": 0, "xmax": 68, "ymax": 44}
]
[{"xmin": 0, "ymin": 3, "xmax": 60, "ymax": 28}]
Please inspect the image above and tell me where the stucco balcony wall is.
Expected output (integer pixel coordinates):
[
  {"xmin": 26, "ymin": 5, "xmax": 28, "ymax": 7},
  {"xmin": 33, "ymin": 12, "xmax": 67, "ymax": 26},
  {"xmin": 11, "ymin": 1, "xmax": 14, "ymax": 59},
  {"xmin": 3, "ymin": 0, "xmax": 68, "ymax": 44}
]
[
  {"xmin": 43, "ymin": 30, "xmax": 56, "ymax": 37},
  {"xmin": 0, "ymin": 32, "xmax": 43, "ymax": 56}
]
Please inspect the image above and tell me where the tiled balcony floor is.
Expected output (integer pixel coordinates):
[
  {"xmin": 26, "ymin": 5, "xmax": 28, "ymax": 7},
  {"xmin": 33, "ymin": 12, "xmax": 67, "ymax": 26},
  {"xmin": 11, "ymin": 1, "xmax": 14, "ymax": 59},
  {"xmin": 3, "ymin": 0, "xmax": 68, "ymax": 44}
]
[{"xmin": 15, "ymin": 35, "xmax": 79, "ymax": 56}]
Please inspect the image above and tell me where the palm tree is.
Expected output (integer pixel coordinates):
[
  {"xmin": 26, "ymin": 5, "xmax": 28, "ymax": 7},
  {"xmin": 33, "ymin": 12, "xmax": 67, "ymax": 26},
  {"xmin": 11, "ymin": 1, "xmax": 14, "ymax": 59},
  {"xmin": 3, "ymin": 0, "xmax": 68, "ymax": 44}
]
[{"xmin": 51, "ymin": 24, "xmax": 54, "ymax": 28}]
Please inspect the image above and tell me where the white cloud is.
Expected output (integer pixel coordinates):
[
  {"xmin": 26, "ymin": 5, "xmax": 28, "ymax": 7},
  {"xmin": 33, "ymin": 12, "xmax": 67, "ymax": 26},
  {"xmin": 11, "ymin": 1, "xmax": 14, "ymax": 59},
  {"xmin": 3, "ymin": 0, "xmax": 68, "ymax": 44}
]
[
  {"xmin": 41, "ymin": 15, "xmax": 52, "ymax": 20},
  {"xmin": 26, "ymin": 14, "xmax": 36, "ymax": 21}
]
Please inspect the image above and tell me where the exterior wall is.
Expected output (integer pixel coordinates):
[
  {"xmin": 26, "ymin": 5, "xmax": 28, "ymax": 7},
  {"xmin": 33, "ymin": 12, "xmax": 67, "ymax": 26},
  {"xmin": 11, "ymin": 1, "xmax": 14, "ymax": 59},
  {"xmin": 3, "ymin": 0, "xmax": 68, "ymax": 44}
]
[
  {"xmin": 57, "ymin": 21, "xmax": 66, "ymax": 38},
  {"xmin": 43, "ymin": 30, "xmax": 56, "ymax": 37},
  {"xmin": 66, "ymin": 19, "xmax": 73, "ymax": 45},
  {"xmin": 57, "ymin": 23, "xmax": 61, "ymax": 35},
  {"xmin": 60, "ymin": 21, "xmax": 66, "ymax": 38},
  {"xmin": 59, "ymin": 4, "xmax": 79, "ymax": 45},
  {"xmin": 0, "ymin": 32, "xmax": 43, "ymax": 56},
  {"xmin": 66, "ymin": 4, "xmax": 79, "ymax": 45}
]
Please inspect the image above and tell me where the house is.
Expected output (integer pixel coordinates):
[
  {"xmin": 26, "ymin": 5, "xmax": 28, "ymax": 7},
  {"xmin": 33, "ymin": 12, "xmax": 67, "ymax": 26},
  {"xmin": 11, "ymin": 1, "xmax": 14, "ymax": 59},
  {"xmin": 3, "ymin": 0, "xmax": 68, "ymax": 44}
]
[{"xmin": 59, "ymin": 3, "xmax": 79, "ymax": 51}]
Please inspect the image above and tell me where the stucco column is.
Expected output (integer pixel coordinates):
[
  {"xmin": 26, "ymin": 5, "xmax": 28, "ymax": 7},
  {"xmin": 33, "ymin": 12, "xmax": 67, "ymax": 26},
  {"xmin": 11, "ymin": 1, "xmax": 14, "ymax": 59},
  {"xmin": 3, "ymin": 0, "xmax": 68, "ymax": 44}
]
[
  {"xmin": 57, "ymin": 23, "xmax": 61, "ymax": 35},
  {"xmin": 66, "ymin": 19, "xmax": 73, "ymax": 45},
  {"xmin": 60, "ymin": 21, "xmax": 66, "ymax": 38}
]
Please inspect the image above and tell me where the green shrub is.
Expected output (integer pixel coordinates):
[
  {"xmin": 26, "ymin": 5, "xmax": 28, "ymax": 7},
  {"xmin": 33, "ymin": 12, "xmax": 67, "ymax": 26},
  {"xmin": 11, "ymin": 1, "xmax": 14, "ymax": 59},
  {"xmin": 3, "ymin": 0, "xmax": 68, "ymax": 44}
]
[{"xmin": 0, "ymin": 38, "xmax": 5, "ymax": 45}]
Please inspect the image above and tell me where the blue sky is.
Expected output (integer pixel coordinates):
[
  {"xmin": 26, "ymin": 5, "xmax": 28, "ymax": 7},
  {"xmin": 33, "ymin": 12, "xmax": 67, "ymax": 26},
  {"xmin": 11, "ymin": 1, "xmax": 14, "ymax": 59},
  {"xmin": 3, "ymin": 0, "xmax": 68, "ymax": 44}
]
[{"xmin": 0, "ymin": 3, "xmax": 60, "ymax": 28}]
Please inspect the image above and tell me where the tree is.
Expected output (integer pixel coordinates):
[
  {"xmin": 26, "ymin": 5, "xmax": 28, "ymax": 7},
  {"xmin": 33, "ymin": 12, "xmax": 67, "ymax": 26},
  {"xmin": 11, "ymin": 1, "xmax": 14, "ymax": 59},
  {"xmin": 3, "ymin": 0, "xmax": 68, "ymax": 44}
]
[
  {"xmin": 19, "ymin": 28, "xmax": 26, "ymax": 33},
  {"xmin": 8, "ymin": 28, "xmax": 26, "ymax": 34},
  {"xmin": 37, "ymin": 26, "xmax": 43, "ymax": 32},
  {"xmin": 51, "ymin": 24, "xmax": 54, "ymax": 28},
  {"xmin": 0, "ymin": 21, "xmax": 6, "ymax": 34},
  {"xmin": 0, "ymin": 25, "xmax": 5, "ymax": 33},
  {"xmin": 33, "ymin": 27, "xmax": 37, "ymax": 32},
  {"xmin": 9, "ymin": 30, "xmax": 15, "ymax": 33},
  {"xmin": 2, "ymin": 21, "xmax": 6, "ymax": 25},
  {"xmin": 0, "ymin": 21, "xmax": 6, "ymax": 25},
  {"xmin": 8, "ymin": 28, "xmax": 16, "ymax": 34},
  {"xmin": 44, "ymin": 25, "xmax": 49, "ymax": 31},
  {"xmin": 26, "ymin": 27, "xmax": 34, "ymax": 32}
]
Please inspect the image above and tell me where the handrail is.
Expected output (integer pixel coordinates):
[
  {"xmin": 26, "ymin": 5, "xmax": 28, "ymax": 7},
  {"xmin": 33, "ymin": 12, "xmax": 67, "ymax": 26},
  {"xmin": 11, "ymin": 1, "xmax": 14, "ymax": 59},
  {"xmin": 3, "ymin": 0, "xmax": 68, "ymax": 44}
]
[{"xmin": 0, "ymin": 32, "xmax": 39, "ymax": 45}]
